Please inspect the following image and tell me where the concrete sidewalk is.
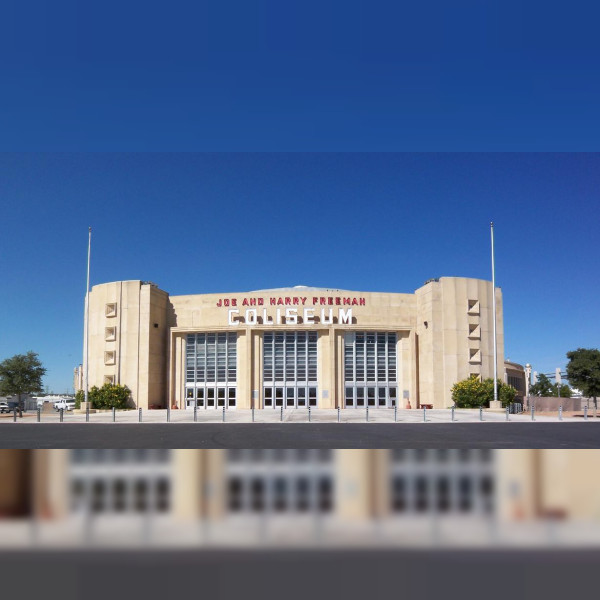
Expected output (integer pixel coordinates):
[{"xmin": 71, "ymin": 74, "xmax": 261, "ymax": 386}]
[
  {"xmin": 2, "ymin": 407, "xmax": 598, "ymax": 424},
  {"xmin": 1, "ymin": 515, "xmax": 600, "ymax": 549}
]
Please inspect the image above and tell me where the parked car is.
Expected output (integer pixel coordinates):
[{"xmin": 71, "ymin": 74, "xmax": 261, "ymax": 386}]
[
  {"xmin": 0, "ymin": 402, "xmax": 10, "ymax": 413},
  {"xmin": 54, "ymin": 399, "xmax": 76, "ymax": 411}
]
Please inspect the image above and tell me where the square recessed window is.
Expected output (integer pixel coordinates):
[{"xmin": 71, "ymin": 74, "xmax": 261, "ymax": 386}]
[
  {"xmin": 105, "ymin": 303, "xmax": 117, "ymax": 318},
  {"xmin": 468, "ymin": 324, "xmax": 481, "ymax": 339},
  {"xmin": 469, "ymin": 349, "xmax": 481, "ymax": 364},
  {"xmin": 103, "ymin": 375, "xmax": 115, "ymax": 385},
  {"xmin": 467, "ymin": 299, "xmax": 480, "ymax": 315},
  {"xmin": 105, "ymin": 327, "xmax": 116, "ymax": 342},
  {"xmin": 104, "ymin": 351, "xmax": 116, "ymax": 365}
]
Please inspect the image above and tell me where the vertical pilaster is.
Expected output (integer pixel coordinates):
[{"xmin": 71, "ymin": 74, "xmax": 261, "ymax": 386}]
[
  {"xmin": 204, "ymin": 450, "xmax": 226, "ymax": 519},
  {"xmin": 336, "ymin": 450, "xmax": 372, "ymax": 519},
  {"xmin": 495, "ymin": 450, "xmax": 537, "ymax": 521},
  {"xmin": 236, "ymin": 330, "xmax": 251, "ymax": 409},
  {"xmin": 172, "ymin": 450, "xmax": 202, "ymax": 519},
  {"xmin": 45, "ymin": 450, "xmax": 70, "ymax": 519},
  {"xmin": 318, "ymin": 329, "xmax": 335, "ymax": 409}
]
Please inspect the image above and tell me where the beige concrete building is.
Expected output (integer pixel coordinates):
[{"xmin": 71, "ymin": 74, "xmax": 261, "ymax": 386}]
[{"xmin": 82, "ymin": 277, "xmax": 505, "ymax": 410}]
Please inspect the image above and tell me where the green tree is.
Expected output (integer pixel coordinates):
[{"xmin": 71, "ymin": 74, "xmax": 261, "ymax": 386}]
[
  {"xmin": 75, "ymin": 383, "xmax": 131, "ymax": 410},
  {"xmin": 529, "ymin": 373, "xmax": 553, "ymax": 397},
  {"xmin": 566, "ymin": 348, "xmax": 600, "ymax": 408},
  {"xmin": 551, "ymin": 383, "xmax": 572, "ymax": 398},
  {"xmin": 0, "ymin": 352, "xmax": 46, "ymax": 416},
  {"xmin": 451, "ymin": 375, "xmax": 517, "ymax": 408}
]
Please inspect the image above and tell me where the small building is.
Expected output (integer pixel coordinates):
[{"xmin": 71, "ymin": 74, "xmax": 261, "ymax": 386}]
[{"xmin": 504, "ymin": 360, "xmax": 526, "ymax": 400}]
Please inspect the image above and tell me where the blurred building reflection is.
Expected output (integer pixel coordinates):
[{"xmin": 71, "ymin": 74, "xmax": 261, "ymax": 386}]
[{"xmin": 1, "ymin": 450, "xmax": 600, "ymax": 547}]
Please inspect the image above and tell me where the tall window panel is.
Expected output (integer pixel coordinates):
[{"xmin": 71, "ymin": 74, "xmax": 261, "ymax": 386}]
[
  {"xmin": 263, "ymin": 331, "xmax": 318, "ymax": 408},
  {"xmin": 69, "ymin": 450, "xmax": 173, "ymax": 515},
  {"xmin": 389, "ymin": 449, "xmax": 495, "ymax": 516},
  {"xmin": 226, "ymin": 449, "xmax": 334, "ymax": 514},
  {"xmin": 344, "ymin": 332, "xmax": 397, "ymax": 408},
  {"xmin": 185, "ymin": 333, "xmax": 237, "ymax": 409}
]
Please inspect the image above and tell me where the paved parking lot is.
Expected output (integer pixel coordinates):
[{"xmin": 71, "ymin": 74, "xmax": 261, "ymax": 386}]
[
  {"xmin": 1, "ymin": 548, "xmax": 598, "ymax": 600},
  {"xmin": 1, "ymin": 421, "xmax": 599, "ymax": 448}
]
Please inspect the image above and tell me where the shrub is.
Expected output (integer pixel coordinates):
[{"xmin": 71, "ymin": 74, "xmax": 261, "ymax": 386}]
[
  {"xmin": 75, "ymin": 384, "xmax": 132, "ymax": 409},
  {"xmin": 451, "ymin": 376, "xmax": 517, "ymax": 408}
]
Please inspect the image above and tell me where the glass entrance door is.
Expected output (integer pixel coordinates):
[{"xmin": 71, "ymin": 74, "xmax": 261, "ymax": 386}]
[
  {"xmin": 263, "ymin": 385, "xmax": 318, "ymax": 409},
  {"xmin": 186, "ymin": 386, "xmax": 236, "ymax": 409}
]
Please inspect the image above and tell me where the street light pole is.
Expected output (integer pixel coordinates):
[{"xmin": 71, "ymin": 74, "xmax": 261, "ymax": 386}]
[
  {"xmin": 83, "ymin": 227, "xmax": 91, "ymax": 406},
  {"xmin": 491, "ymin": 222, "xmax": 498, "ymax": 404}
]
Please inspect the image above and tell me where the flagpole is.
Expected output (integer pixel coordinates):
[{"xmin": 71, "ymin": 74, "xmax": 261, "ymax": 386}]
[
  {"xmin": 83, "ymin": 227, "xmax": 91, "ymax": 405},
  {"xmin": 491, "ymin": 222, "xmax": 498, "ymax": 404}
]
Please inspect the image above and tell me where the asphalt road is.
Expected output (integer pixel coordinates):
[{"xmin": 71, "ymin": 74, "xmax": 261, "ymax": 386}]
[
  {"xmin": 1, "ymin": 423, "xmax": 598, "ymax": 448},
  {"xmin": 0, "ymin": 548, "xmax": 598, "ymax": 600}
]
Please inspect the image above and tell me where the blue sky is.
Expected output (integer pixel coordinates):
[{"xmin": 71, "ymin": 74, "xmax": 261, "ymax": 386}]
[
  {"xmin": 2, "ymin": 1, "xmax": 600, "ymax": 151},
  {"xmin": 0, "ymin": 153, "xmax": 598, "ymax": 392},
  {"xmin": 1, "ymin": 2, "xmax": 599, "ymax": 390}
]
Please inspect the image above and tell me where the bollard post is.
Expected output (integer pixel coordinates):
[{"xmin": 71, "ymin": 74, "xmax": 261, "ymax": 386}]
[
  {"xmin": 112, "ymin": 407, "xmax": 116, "ymax": 422},
  {"xmin": 338, "ymin": 407, "xmax": 341, "ymax": 423},
  {"xmin": 13, "ymin": 408, "xmax": 17, "ymax": 422},
  {"xmin": 167, "ymin": 404, "xmax": 170, "ymax": 423},
  {"xmin": 252, "ymin": 407, "xmax": 255, "ymax": 422},
  {"xmin": 558, "ymin": 406, "xmax": 562, "ymax": 421},
  {"xmin": 423, "ymin": 406, "xmax": 426, "ymax": 422},
  {"xmin": 366, "ymin": 406, "xmax": 369, "ymax": 423},
  {"xmin": 222, "ymin": 406, "xmax": 226, "ymax": 422},
  {"xmin": 60, "ymin": 408, "xmax": 64, "ymax": 423},
  {"xmin": 86, "ymin": 405, "xmax": 90, "ymax": 423},
  {"xmin": 394, "ymin": 404, "xmax": 398, "ymax": 423},
  {"xmin": 308, "ymin": 406, "xmax": 311, "ymax": 423},
  {"xmin": 37, "ymin": 407, "xmax": 41, "ymax": 423},
  {"xmin": 194, "ymin": 404, "xmax": 197, "ymax": 423},
  {"xmin": 531, "ymin": 405, "xmax": 535, "ymax": 421},
  {"xmin": 479, "ymin": 406, "xmax": 483, "ymax": 422},
  {"xmin": 506, "ymin": 406, "xmax": 509, "ymax": 421},
  {"xmin": 451, "ymin": 406, "xmax": 455, "ymax": 422},
  {"xmin": 584, "ymin": 405, "xmax": 588, "ymax": 421},
  {"xmin": 139, "ymin": 407, "xmax": 142, "ymax": 423}
]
